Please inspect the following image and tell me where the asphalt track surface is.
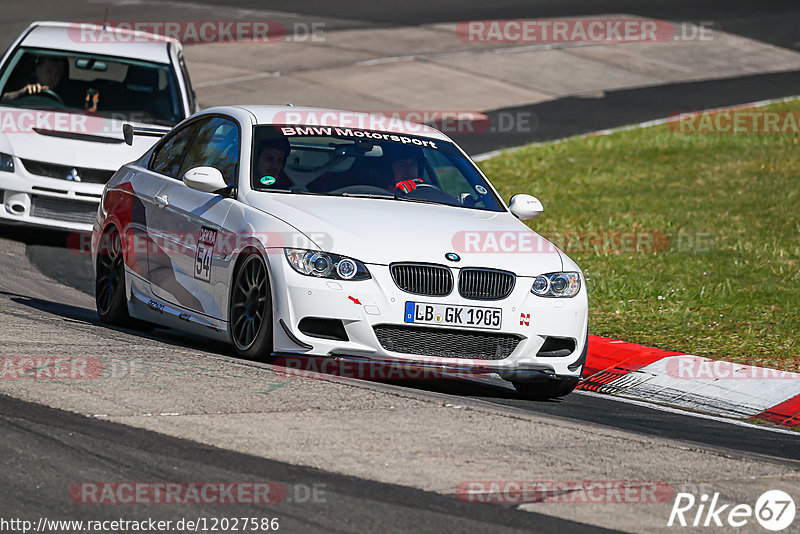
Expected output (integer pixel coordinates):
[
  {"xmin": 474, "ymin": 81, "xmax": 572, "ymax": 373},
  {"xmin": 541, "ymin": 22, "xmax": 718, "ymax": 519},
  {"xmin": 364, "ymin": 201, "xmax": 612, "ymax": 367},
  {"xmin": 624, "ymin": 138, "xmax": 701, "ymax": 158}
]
[
  {"xmin": 456, "ymin": 70, "xmax": 800, "ymax": 155},
  {"xmin": 2, "ymin": 0, "xmax": 800, "ymax": 531},
  {"xmin": 6, "ymin": 225, "xmax": 800, "ymax": 467},
  {"xmin": 0, "ymin": 394, "xmax": 617, "ymax": 534}
]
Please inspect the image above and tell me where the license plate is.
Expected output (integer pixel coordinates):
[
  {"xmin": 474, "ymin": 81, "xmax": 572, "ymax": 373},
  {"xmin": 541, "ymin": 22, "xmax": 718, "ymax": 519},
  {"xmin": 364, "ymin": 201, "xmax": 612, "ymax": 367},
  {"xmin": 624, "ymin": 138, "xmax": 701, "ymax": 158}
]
[{"xmin": 404, "ymin": 302, "xmax": 502, "ymax": 330}]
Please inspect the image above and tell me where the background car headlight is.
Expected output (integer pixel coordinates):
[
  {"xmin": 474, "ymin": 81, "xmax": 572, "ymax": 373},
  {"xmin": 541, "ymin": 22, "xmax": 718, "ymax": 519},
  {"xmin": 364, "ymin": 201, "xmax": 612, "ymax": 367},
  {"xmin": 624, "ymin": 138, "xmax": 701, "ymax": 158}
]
[
  {"xmin": 531, "ymin": 272, "xmax": 581, "ymax": 298},
  {"xmin": 284, "ymin": 249, "xmax": 371, "ymax": 281},
  {"xmin": 0, "ymin": 153, "xmax": 14, "ymax": 173}
]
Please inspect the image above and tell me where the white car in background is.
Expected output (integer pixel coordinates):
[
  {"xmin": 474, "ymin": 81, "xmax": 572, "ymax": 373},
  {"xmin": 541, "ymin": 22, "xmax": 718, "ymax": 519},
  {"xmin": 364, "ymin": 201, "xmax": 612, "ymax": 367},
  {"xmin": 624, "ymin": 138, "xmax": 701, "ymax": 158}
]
[
  {"xmin": 0, "ymin": 21, "xmax": 198, "ymax": 231},
  {"xmin": 92, "ymin": 106, "xmax": 588, "ymax": 399}
]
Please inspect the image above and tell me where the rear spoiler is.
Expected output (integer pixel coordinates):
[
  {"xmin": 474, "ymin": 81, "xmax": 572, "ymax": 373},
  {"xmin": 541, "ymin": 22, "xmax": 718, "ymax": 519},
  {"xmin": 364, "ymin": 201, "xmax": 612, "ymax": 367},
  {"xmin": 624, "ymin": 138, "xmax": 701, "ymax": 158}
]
[{"xmin": 122, "ymin": 124, "xmax": 172, "ymax": 146}]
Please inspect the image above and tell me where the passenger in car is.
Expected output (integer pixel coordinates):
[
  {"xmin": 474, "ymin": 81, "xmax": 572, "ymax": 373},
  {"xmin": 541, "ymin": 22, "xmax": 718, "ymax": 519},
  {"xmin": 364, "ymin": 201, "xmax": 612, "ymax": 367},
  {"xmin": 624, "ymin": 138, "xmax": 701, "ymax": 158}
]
[
  {"xmin": 1, "ymin": 56, "xmax": 66, "ymax": 102},
  {"xmin": 253, "ymin": 136, "xmax": 293, "ymax": 189}
]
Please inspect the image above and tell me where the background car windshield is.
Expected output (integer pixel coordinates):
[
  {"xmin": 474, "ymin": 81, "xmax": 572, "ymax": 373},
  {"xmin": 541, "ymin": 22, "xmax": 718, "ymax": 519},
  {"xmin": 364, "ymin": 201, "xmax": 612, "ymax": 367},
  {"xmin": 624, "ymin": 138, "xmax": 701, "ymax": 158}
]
[
  {"xmin": 0, "ymin": 47, "xmax": 183, "ymax": 124},
  {"xmin": 252, "ymin": 125, "xmax": 504, "ymax": 212}
]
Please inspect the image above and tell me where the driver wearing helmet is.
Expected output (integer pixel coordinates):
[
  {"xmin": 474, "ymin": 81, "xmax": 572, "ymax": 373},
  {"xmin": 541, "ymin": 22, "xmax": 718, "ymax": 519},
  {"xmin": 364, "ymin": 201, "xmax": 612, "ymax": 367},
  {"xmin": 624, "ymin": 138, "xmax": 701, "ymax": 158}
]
[
  {"xmin": 381, "ymin": 143, "xmax": 426, "ymax": 193},
  {"xmin": 1, "ymin": 56, "xmax": 65, "ymax": 103}
]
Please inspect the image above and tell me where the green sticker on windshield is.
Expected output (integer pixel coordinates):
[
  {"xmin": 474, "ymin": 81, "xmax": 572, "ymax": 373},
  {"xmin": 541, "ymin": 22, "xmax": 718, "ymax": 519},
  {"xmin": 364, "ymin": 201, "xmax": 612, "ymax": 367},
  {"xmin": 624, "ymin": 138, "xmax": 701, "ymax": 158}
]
[{"xmin": 260, "ymin": 175, "xmax": 276, "ymax": 186}]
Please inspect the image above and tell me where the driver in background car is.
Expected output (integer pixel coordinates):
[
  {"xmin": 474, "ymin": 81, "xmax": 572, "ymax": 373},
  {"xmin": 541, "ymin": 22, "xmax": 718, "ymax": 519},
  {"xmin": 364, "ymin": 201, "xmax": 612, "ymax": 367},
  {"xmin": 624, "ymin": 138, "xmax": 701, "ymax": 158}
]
[
  {"xmin": 1, "ymin": 55, "xmax": 66, "ymax": 103},
  {"xmin": 253, "ymin": 136, "xmax": 293, "ymax": 189}
]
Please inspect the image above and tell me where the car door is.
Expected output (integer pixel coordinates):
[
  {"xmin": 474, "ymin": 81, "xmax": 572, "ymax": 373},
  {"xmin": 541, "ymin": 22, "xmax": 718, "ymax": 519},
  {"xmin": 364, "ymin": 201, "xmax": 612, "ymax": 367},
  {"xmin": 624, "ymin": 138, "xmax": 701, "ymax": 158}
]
[
  {"xmin": 131, "ymin": 119, "xmax": 201, "ymax": 285},
  {"xmin": 148, "ymin": 116, "xmax": 239, "ymax": 319}
]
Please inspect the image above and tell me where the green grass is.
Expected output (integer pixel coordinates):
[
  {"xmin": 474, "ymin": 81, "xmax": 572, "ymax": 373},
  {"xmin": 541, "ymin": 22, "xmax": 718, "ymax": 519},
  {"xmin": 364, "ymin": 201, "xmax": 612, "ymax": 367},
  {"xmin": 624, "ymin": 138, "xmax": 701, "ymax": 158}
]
[{"xmin": 479, "ymin": 101, "xmax": 800, "ymax": 370}]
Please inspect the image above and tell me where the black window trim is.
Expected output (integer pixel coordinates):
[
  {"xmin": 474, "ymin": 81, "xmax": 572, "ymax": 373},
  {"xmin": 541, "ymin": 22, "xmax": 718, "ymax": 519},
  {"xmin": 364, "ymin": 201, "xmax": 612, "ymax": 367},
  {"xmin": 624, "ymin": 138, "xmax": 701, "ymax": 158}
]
[{"xmin": 175, "ymin": 50, "xmax": 196, "ymax": 114}]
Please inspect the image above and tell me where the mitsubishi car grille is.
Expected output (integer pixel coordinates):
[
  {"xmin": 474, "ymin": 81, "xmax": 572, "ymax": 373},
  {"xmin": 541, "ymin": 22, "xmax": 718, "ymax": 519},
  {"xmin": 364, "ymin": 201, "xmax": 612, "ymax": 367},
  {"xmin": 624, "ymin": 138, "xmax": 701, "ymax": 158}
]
[
  {"xmin": 31, "ymin": 196, "xmax": 97, "ymax": 225},
  {"xmin": 458, "ymin": 268, "xmax": 516, "ymax": 300},
  {"xmin": 373, "ymin": 324, "xmax": 521, "ymax": 360},
  {"xmin": 390, "ymin": 263, "xmax": 453, "ymax": 296},
  {"xmin": 21, "ymin": 159, "xmax": 115, "ymax": 184}
]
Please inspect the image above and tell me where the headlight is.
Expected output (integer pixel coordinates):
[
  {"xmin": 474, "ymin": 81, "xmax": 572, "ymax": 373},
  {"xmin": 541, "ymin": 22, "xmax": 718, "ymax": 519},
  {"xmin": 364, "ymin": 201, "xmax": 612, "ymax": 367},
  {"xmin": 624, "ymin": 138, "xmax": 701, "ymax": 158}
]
[
  {"xmin": 530, "ymin": 272, "xmax": 581, "ymax": 298},
  {"xmin": 284, "ymin": 249, "xmax": 371, "ymax": 281},
  {"xmin": 0, "ymin": 153, "xmax": 14, "ymax": 173}
]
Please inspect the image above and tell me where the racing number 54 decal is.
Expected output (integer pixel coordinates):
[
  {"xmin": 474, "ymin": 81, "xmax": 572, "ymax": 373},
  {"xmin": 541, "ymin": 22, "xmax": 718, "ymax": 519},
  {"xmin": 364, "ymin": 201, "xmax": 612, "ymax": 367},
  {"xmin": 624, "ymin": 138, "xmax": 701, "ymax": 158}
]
[{"xmin": 194, "ymin": 227, "xmax": 217, "ymax": 282}]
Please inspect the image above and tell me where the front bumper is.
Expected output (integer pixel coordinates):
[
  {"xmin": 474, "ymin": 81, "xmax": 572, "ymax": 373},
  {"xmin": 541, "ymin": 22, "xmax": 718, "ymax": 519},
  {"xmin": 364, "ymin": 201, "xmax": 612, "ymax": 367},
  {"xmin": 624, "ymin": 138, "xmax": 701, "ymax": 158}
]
[
  {"xmin": 0, "ymin": 157, "xmax": 102, "ymax": 232},
  {"xmin": 267, "ymin": 254, "xmax": 589, "ymax": 379}
]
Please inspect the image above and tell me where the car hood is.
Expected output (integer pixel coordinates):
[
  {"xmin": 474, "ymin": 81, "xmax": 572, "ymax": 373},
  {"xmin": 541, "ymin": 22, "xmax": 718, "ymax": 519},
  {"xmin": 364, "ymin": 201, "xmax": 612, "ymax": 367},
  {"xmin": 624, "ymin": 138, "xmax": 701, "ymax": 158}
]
[
  {"xmin": 0, "ymin": 107, "xmax": 161, "ymax": 169},
  {"xmin": 244, "ymin": 193, "xmax": 564, "ymax": 276}
]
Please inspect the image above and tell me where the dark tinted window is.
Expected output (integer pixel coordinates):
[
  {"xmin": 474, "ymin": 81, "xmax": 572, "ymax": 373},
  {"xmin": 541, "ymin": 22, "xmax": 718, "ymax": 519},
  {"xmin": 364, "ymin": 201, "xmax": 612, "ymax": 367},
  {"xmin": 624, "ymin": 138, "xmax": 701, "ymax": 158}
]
[
  {"xmin": 149, "ymin": 120, "xmax": 203, "ymax": 179},
  {"xmin": 0, "ymin": 47, "xmax": 183, "ymax": 124},
  {"xmin": 251, "ymin": 125, "xmax": 503, "ymax": 212},
  {"xmin": 178, "ymin": 117, "xmax": 240, "ymax": 185}
]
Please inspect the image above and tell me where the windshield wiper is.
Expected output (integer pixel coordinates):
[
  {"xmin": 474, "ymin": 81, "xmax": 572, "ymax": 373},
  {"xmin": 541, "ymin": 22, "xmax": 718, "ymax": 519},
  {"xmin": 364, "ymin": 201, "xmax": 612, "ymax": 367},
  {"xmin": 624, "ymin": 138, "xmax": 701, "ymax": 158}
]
[
  {"xmin": 256, "ymin": 188, "xmax": 319, "ymax": 194},
  {"xmin": 338, "ymin": 192, "xmax": 394, "ymax": 199},
  {"xmin": 392, "ymin": 195, "xmax": 454, "ymax": 207},
  {"xmin": 257, "ymin": 189, "xmax": 334, "ymax": 195}
]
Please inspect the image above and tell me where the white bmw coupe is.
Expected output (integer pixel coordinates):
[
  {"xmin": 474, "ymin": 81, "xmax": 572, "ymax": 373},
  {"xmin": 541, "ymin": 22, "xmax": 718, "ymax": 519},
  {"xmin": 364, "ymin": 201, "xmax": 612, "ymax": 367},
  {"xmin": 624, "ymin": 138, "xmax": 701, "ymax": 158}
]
[{"xmin": 92, "ymin": 106, "xmax": 588, "ymax": 399}]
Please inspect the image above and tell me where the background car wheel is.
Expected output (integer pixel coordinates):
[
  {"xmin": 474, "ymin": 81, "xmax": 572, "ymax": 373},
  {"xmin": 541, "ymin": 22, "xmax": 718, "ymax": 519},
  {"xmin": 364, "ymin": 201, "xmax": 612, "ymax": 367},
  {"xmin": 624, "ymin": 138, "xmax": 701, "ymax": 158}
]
[
  {"xmin": 512, "ymin": 377, "xmax": 579, "ymax": 400},
  {"xmin": 95, "ymin": 227, "xmax": 131, "ymax": 325},
  {"xmin": 230, "ymin": 252, "xmax": 273, "ymax": 360}
]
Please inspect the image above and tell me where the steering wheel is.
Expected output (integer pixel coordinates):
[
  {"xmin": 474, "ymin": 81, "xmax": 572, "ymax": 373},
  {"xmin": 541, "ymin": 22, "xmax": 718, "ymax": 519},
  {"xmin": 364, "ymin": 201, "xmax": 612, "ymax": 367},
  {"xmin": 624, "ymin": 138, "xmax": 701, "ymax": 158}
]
[
  {"xmin": 37, "ymin": 88, "xmax": 63, "ymax": 104},
  {"xmin": 295, "ymin": 153, "xmax": 352, "ymax": 191},
  {"xmin": 17, "ymin": 88, "xmax": 64, "ymax": 106},
  {"xmin": 396, "ymin": 183, "xmax": 438, "ymax": 194}
]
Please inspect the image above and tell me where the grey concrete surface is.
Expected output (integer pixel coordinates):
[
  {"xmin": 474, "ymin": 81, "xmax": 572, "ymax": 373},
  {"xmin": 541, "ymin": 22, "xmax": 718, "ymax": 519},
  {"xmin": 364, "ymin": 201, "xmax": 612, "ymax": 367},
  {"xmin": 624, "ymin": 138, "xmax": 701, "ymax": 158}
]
[{"xmin": 184, "ymin": 18, "xmax": 800, "ymax": 114}]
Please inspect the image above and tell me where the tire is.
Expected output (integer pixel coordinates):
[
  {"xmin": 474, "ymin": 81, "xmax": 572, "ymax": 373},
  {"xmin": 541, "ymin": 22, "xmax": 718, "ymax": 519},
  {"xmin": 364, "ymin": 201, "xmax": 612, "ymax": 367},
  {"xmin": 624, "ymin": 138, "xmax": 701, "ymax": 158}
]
[
  {"xmin": 229, "ymin": 251, "xmax": 273, "ymax": 360},
  {"xmin": 95, "ymin": 226, "xmax": 131, "ymax": 325},
  {"xmin": 95, "ymin": 226, "xmax": 153, "ymax": 331},
  {"xmin": 512, "ymin": 377, "xmax": 579, "ymax": 400}
]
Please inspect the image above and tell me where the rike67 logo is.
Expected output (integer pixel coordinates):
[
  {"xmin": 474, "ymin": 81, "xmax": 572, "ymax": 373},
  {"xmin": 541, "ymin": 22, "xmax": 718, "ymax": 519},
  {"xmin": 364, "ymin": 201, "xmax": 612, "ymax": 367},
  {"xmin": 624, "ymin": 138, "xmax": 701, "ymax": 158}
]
[{"xmin": 668, "ymin": 490, "xmax": 795, "ymax": 531}]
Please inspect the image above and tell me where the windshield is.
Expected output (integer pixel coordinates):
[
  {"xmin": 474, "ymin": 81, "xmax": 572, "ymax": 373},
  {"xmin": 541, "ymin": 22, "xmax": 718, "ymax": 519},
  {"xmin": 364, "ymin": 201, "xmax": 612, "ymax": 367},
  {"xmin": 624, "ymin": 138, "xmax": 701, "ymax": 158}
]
[
  {"xmin": 0, "ymin": 47, "xmax": 183, "ymax": 125},
  {"xmin": 251, "ymin": 125, "xmax": 504, "ymax": 212}
]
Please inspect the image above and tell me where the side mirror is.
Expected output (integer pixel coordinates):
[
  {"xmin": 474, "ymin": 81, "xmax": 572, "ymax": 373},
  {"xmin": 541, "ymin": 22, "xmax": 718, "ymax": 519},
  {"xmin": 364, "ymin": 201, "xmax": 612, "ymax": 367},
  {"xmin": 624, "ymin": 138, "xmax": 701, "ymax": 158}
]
[
  {"xmin": 183, "ymin": 167, "xmax": 229, "ymax": 193},
  {"xmin": 508, "ymin": 194, "xmax": 544, "ymax": 220}
]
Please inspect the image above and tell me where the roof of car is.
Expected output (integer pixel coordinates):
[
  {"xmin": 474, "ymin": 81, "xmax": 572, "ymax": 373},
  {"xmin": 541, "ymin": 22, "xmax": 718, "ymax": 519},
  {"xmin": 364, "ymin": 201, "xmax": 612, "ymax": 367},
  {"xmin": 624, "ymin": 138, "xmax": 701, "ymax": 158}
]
[
  {"xmin": 225, "ymin": 105, "xmax": 453, "ymax": 142},
  {"xmin": 18, "ymin": 21, "xmax": 177, "ymax": 64}
]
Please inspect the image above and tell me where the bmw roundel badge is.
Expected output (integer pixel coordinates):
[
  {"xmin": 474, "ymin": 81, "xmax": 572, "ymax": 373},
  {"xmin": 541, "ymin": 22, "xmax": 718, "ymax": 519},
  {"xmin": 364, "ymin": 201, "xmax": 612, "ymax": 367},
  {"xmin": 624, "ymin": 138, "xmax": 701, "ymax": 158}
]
[{"xmin": 445, "ymin": 252, "xmax": 461, "ymax": 262}]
